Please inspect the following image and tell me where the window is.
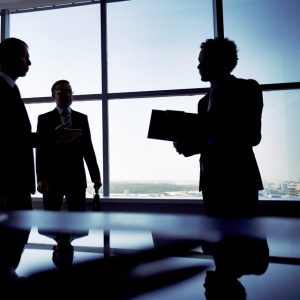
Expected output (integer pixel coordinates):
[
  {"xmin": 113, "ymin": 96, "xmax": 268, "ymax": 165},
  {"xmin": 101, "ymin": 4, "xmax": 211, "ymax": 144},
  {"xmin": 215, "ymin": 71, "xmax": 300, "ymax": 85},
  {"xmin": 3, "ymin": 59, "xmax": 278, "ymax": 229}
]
[
  {"xmin": 10, "ymin": 4, "xmax": 101, "ymax": 97},
  {"xmin": 107, "ymin": 0, "xmax": 213, "ymax": 92},
  {"xmin": 109, "ymin": 96, "xmax": 202, "ymax": 198},
  {"xmin": 255, "ymin": 90, "xmax": 300, "ymax": 200},
  {"xmin": 3, "ymin": 0, "xmax": 300, "ymax": 200},
  {"xmin": 223, "ymin": 0, "xmax": 300, "ymax": 84},
  {"xmin": 223, "ymin": 0, "xmax": 300, "ymax": 200}
]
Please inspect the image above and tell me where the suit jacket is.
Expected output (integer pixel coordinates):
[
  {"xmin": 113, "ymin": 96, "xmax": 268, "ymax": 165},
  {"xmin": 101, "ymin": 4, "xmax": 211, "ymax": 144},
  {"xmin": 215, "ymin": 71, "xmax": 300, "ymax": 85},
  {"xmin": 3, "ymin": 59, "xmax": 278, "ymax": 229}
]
[
  {"xmin": 0, "ymin": 77, "xmax": 37, "ymax": 194},
  {"xmin": 197, "ymin": 75, "xmax": 264, "ymax": 191},
  {"xmin": 36, "ymin": 108, "xmax": 101, "ymax": 190}
]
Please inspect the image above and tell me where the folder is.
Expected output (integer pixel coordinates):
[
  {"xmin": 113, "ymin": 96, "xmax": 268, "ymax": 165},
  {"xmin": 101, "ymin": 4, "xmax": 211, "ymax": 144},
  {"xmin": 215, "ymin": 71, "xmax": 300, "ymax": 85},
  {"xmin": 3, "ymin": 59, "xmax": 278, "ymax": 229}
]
[{"xmin": 147, "ymin": 109, "xmax": 199, "ymax": 142}]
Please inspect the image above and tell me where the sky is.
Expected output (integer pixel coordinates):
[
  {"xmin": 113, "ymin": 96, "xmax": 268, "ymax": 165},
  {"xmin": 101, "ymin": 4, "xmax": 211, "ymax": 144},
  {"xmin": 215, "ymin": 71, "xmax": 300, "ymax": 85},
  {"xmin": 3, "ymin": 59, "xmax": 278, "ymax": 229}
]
[{"xmin": 7, "ymin": 0, "xmax": 300, "ymax": 184}]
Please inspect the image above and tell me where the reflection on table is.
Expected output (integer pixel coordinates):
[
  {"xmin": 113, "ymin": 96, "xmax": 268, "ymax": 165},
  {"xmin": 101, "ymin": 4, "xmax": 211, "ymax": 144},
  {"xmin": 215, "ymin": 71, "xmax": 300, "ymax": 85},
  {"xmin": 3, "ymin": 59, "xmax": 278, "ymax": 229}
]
[{"xmin": 0, "ymin": 210, "xmax": 299, "ymax": 299}]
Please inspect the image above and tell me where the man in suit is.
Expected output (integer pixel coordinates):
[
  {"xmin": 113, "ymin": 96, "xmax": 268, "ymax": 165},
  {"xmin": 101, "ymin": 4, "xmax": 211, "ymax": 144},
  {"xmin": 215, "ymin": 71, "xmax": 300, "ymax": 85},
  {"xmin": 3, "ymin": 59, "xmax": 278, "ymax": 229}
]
[
  {"xmin": 0, "ymin": 38, "xmax": 82, "ymax": 211},
  {"xmin": 0, "ymin": 37, "xmax": 35, "ymax": 210},
  {"xmin": 36, "ymin": 79, "xmax": 102, "ymax": 211},
  {"xmin": 0, "ymin": 37, "xmax": 48, "ymax": 280},
  {"xmin": 174, "ymin": 38, "xmax": 264, "ymax": 217},
  {"xmin": 0, "ymin": 38, "xmax": 82, "ymax": 281}
]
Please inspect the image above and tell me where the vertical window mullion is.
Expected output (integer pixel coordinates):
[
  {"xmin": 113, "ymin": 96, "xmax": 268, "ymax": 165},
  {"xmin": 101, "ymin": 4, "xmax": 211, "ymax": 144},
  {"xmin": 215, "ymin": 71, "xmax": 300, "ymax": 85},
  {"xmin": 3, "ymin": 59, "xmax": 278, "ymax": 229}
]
[
  {"xmin": 101, "ymin": 1, "xmax": 110, "ymax": 197},
  {"xmin": 212, "ymin": 0, "xmax": 224, "ymax": 39},
  {"xmin": 1, "ymin": 9, "xmax": 10, "ymax": 40}
]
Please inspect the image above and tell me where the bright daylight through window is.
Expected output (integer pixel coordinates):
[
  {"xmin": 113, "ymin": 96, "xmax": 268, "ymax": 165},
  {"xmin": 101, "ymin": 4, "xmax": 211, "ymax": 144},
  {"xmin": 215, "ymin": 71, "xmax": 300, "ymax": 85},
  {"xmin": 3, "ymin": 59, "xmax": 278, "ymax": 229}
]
[{"xmin": 4, "ymin": 0, "xmax": 300, "ymax": 201}]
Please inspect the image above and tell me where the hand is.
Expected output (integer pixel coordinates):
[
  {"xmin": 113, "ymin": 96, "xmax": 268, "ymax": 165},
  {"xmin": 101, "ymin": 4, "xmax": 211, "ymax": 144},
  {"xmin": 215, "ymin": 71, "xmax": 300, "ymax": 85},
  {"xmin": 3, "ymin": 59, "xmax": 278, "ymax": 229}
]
[
  {"xmin": 173, "ymin": 140, "xmax": 200, "ymax": 157},
  {"xmin": 55, "ymin": 124, "xmax": 82, "ymax": 144},
  {"xmin": 37, "ymin": 180, "xmax": 48, "ymax": 194}
]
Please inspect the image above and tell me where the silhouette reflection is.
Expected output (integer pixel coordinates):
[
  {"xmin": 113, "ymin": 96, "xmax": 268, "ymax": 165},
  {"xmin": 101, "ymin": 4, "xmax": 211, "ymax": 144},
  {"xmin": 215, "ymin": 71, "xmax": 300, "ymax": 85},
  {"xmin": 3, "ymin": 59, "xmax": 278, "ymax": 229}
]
[
  {"xmin": 0, "ymin": 225, "xmax": 29, "ymax": 288},
  {"xmin": 204, "ymin": 235, "xmax": 269, "ymax": 300},
  {"xmin": 20, "ymin": 239, "xmax": 207, "ymax": 299},
  {"xmin": 38, "ymin": 229, "xmax": 89, "ymax": 269}
]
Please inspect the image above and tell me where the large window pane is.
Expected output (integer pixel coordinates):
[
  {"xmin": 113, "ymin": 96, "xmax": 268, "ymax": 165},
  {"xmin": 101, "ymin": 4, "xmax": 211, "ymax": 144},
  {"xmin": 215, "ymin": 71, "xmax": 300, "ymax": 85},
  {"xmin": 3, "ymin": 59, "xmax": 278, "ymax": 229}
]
[
  {"xmin": 109, "ymin": 96, "xmax": 202, "ymax": 198},
  {"xmin": 109, "ymin": 90, "xmax": 300, "ymax": 200},
  {"xmin": 10, "ymin": 5, "xmax": 101, "ymax": 97},
  {"xmin": 107, "ymin": 0, "xmax": 213, "ymax": 92},
  {"xmin": 255, "ymin": 90, "xmax": 300, "ymax": 200},
  {"xmin": 223, "ymin": 0, "xmax": 300, "ymax": 84}
]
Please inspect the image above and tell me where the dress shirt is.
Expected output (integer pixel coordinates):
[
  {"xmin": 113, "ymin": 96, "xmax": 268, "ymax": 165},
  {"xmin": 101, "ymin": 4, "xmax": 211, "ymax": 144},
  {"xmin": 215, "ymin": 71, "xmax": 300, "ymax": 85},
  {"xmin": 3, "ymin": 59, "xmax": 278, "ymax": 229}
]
[{"xmin": 56, "ymin": 106, "xmax": 71, "ymax": 125}]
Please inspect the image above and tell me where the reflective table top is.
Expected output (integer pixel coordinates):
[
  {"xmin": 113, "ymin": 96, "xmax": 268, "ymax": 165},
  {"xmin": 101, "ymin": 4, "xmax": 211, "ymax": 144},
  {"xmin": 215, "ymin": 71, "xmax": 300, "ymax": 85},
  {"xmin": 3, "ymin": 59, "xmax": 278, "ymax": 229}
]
[{"xmin": 0, "ymin": 210, "xmax": 299, "ymax": 299}]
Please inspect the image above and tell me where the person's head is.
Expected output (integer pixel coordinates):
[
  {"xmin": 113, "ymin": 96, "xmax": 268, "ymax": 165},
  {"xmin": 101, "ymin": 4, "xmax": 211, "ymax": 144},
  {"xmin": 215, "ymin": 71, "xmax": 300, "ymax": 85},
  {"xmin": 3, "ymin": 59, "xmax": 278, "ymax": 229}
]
[
  {"xmin": 197, "ymin": 37, "xmax": 238, "ymax": 82},
  {"xmin": 52, "ymin": 237, "xmax": 74, "ymax": 269},
  {"xmin": 204, "ymin": 270, "xmax": 246, "ymax": 300},
  {"xmin": 0, "ymin": 37, "xmax": 31, "ymax": 80},
  {"xmin": 51, "ymin": 79, "xmax": 73, "ymax": 109}
]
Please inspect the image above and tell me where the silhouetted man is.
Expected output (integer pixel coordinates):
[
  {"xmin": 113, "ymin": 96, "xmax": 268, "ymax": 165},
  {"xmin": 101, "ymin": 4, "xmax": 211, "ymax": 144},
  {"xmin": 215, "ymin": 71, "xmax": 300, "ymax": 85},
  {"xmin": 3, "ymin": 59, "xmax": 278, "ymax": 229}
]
[
  {"xmin": 0, "ymin": 38, "xmax": 82, "ymax": 282},
  {"xmin": 0, "ymin": 38, "xmax": 81, "ymax": 210},
  {"xmin": 0, "ymin": 37, "xmax": 35, "ymax": 210},
  {"xmin": 36, "ymin": 80, "xmax": 102, "ymax": 211},
  {"xmin": 174, "ymin": 38, "xmax": 263, "ymax": 217}
]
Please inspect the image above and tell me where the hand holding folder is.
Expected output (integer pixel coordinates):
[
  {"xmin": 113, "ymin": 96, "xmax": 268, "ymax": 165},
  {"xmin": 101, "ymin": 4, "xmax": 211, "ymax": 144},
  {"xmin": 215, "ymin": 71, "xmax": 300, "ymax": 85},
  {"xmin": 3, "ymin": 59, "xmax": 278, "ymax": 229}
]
[
  {"xmin": 147, "ymin": 109, "xmax": 204, "ymax": 156},
  {"xmin": 147, "ymin": 109, "xmax": 199, "ymax": 141}
]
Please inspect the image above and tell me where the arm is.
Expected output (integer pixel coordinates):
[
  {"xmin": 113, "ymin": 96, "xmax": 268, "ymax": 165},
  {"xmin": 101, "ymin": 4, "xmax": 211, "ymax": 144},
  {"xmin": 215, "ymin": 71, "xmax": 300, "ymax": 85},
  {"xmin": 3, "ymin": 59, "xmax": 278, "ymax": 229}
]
[
  {"xmin": 224, "ymin": 79, "xmax": 263, "ymax": 147},
  {"xmin": 242, "ymin": 79, "xmax": 263, "ymax": 146},
  {"xmin": 82, "ymin": 116, "xmax": 102, "ymax": 188},
  {"xmin": 173, "ymin": 95, "xmax": 209, "ymax": 157},
  {"xmin": 35, "ymin": 115, "xmax": 50, "ymax": 190}
]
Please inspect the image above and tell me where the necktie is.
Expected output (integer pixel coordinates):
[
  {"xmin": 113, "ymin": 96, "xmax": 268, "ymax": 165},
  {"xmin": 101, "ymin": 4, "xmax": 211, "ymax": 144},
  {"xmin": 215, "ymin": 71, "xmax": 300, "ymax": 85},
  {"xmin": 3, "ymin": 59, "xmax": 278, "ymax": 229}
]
[{"xmin": 62, "ymin": 109, "xmax": 71, "ymax": 128}]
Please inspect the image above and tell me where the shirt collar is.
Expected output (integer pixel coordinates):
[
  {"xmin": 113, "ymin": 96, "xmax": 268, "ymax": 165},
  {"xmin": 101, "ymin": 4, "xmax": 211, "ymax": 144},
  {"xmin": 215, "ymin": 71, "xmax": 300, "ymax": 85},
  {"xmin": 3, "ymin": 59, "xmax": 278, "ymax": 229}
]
[
  {"xmin": 56, "ymin": 106, "xmax": 71, "ymax": 115},
  {"xmin": 0, "ymin": 71, "xmax": 16, "ymax": 88}
]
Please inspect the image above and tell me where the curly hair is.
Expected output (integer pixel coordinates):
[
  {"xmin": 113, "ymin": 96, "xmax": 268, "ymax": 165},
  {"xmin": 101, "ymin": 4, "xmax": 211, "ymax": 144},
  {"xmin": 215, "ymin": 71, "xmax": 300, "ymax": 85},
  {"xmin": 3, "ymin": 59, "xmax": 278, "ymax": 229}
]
[{"xmin": 200, "ymin": 38, "xmax": 238, "ymax": 73}]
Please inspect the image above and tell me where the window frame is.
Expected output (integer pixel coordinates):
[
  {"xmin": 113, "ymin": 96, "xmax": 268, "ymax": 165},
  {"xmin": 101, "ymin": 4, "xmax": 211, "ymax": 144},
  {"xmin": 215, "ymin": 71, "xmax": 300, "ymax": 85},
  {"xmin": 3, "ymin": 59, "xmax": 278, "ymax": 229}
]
[{"xmin": 0, "ymin": 0, "xmax": 299, "ymax": 202}]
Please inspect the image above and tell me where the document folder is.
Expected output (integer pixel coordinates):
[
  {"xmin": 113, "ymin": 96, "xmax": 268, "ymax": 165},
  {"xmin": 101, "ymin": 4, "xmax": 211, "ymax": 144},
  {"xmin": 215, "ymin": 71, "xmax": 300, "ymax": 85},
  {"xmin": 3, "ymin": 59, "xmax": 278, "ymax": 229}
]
[{"xmin": 147, "ymin": 109, "xmax": 199, "ymax": 142}]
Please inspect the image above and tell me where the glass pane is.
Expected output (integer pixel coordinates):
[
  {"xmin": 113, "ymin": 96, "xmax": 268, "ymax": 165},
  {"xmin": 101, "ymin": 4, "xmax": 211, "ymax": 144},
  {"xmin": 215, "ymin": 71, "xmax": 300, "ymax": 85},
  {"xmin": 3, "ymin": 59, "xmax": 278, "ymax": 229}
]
[
  {"xmin": 223, "ymin": 0, "xmax": 300, "ymax": 84},
  {"xmin": 26, "ymin": 100, "xmax": 103, "ymax": 198},
  {"xmin": 109, "ymin": 96, "xmax": 202, "ymax": 198},
  {"xmin": 109, "ymin": 90, "xmax": 300, "ymax": 201},
  {"xmin": 10, "ymin": 4, "xmax": 101, "ymax": 97},
  {"xmin": 107, "ymin": 0, "xmax": 213, "ymax": 92},
  {"xmin": 255, "ymin": 90, "xmax": 300, "ymax": 200}
]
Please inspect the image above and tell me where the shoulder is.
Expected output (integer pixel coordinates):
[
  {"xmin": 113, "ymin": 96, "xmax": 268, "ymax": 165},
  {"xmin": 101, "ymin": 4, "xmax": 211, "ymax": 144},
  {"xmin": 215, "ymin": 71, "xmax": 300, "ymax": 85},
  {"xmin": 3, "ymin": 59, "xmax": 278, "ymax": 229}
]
[
  {"xmin": 233, "ymin": 77, "xmax": 263, "ymax": 108},
  {"xmin": 38, "ymin": 109, "xmax": 57, "ymax": 120},
  {"xmin": 234, "ymin": 76, "xmax": 261, "ymax": 89},
  {"xmin": 71, "ymin": 110, "xmax": 87, "ymax": 119},
  {"xmin": 232, "ymin": 77, "xmax": 262, "ymax": 96}
]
